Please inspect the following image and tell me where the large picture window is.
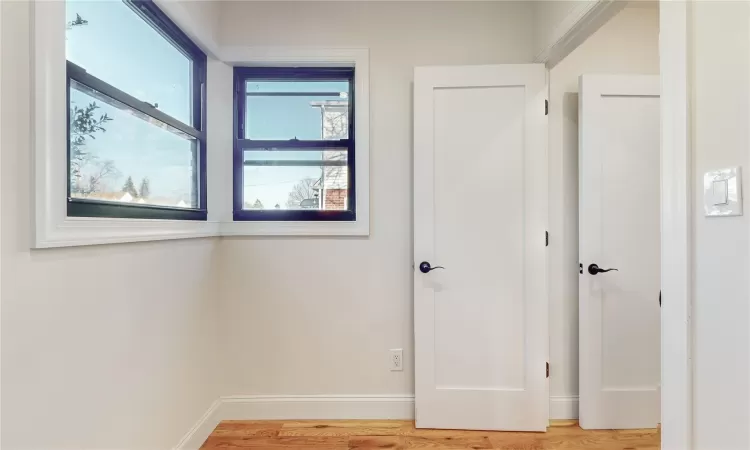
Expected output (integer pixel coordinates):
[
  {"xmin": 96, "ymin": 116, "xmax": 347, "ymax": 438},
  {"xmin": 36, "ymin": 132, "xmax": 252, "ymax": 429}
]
[
  {"xmin": 65, "ymin": 0, "xmax": 207, "ymax": 220},
  {"xmin": 233, "ymin": 67, "xmax": 356, "ymax": 221}
]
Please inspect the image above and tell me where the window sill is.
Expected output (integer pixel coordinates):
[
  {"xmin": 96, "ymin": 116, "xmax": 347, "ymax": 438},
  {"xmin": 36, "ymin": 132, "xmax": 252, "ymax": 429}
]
[
  {"xmin": 35, "ymin": 218, "xmax": 220, "ymax": 248},
  {"xmin": 34, "ymin": 217, "xmax": 369, "ymax": 247}
]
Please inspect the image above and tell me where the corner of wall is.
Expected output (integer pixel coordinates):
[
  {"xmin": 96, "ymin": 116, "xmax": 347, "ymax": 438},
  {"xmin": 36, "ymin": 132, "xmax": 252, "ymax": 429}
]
[{"xmin": 155, "ymin": 0, "xmax": 221, "ymax": 58}]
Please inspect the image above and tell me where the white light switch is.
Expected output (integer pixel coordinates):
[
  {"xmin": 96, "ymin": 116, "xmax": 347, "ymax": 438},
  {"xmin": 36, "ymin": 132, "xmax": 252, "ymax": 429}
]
[
  {"xmin": 704, "ymin": 167, "xmax": 742, "ymax": 217},
  {"xmin": 712, "ymin": 179, "xmax": 729, "ymax": 205}
]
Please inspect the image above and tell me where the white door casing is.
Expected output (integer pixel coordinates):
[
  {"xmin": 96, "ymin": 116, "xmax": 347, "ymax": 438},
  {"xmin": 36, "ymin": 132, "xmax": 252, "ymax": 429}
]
[
  {"xmin": 413, "ymin": 64, "xmax": 548, "ymax": 432},
  {"xmin": 578, "ymin": 74, "xmax": 661, "ymax": 430}
]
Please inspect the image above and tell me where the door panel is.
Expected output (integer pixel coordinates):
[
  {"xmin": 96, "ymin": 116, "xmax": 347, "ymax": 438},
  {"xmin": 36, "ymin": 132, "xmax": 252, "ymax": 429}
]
[
  {"xmin": 579, "ymin": 74, "xmax": 660, "ymax": 430},
  {"xmin": 433, "ymin": 86, "xmax": 526, "ymax": 391},
  {"xmin": 414, "ymin": 65, "xmax": 547, "ymax": 431}
]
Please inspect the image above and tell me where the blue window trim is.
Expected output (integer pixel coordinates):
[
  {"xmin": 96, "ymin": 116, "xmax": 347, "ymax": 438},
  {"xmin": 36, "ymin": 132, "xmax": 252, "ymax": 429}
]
[
  {"xmin": 233, "ymin": 67, "xmax": 356, "ymax": 221},
  {"xmin": 66, "ymin": 0, "xmax": 208, "ymax": 221}
]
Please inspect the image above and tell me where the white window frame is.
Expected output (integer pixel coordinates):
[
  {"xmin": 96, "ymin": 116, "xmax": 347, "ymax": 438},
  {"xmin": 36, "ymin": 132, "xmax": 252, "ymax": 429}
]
[
  {"xmin": 32, "ymin": 1, "xmax": 217, "ymax": 248},
  {"xmin": 218, "ymin": 47, "xmax": 370, "ymax": 237}
]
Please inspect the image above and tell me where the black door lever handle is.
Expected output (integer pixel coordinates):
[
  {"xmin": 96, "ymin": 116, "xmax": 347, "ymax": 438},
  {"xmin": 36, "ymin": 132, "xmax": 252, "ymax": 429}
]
[
  {"xmin": 588, "ymin": 263, "xmax": 618, "ymax": 275},
  {"xmin": 419, "ymin": 262, "xmax": 445, "ymax": 273}
]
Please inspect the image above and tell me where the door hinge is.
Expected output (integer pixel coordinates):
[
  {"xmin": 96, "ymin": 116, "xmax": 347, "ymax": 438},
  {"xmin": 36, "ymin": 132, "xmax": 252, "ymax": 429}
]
[
  {"xmin": 546, "ymin": 362, "xmax": 550, "ymax": 378},
  {"xmin": 545, "ymin": 231, "xmax": 549, "ymax": 247},
  {"xmin": 545, "ymin": 99, "xmax": 549, "ymax": 115}
]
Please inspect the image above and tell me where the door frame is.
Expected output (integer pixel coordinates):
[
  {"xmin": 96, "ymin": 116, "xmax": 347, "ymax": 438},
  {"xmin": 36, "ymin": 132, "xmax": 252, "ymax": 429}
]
[
  {"xmin": 539, "ymin": 1, "xmax": 693, "ymax": 448},
  {"xmin": 658, "ymin": 2, "xmax": 692, "ymax": 449}
]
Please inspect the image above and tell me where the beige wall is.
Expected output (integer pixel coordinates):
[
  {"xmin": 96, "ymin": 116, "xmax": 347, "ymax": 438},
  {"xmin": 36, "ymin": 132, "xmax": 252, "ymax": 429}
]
[
  {"xmin": 690, "ymin": 2, "xmax": 750, "ymax": 448},
  {"xmin": 215, "ymin": 1, "xmax": 536, "ymax": 396},
  {"xmin": 547, "ymin": 5, "xmax": 659, "ymax": 413},
  {"xmin": 0, "ymin": 3, "xmax": 222, "ymax": 449}
]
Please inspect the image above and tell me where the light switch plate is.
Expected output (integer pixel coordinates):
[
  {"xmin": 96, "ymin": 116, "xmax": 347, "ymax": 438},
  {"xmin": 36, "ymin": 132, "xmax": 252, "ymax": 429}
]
[{"xmin": 704, "ymin": 167, "xmax": 742, "ymax": 217}]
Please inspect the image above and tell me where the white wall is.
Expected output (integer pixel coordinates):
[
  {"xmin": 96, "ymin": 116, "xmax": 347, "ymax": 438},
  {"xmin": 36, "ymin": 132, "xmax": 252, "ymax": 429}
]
[
  {"xmin": 0, "ymin": 2, "xmax": 222, "ymax": 449},
  {"xmin": 547, "ymin": 5, "xmax": 659, "ymax": 417},
  {"xmin": 215, "ymin": 1, "xmax": 536, "ymax": 397},
  {"xmin": 690, "ymin": 2, "xmax": 750, "ymax": 448}
]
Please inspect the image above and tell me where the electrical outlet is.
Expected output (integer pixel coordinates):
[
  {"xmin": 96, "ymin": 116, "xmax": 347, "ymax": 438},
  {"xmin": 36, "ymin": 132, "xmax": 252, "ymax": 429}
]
[{"xmin": 390, "ymin": 348, "xmax": 403, "ymax": 371}]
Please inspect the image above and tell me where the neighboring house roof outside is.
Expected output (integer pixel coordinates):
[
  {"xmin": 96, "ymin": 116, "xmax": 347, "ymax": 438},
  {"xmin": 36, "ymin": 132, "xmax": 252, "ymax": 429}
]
[
  {"xmin": 86, "ymin": 191, "xmax": 125, "ymax": 202},
  {"xmin": 75, "ymin": 191, "xmax": 192, "ymax": 208},
  {"xmin": 299, "ymin": 198, "xmax": 319, "ymax": 208}
]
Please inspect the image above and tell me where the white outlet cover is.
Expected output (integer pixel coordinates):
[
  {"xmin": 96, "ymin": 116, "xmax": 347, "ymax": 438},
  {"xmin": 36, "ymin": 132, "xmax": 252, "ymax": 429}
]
[
  {"xmin": 389, "ymin": 348, "xmax": 403, "ymax": 371},
  {"xmin": 704, "ymin": 167, "xmax": 743, "ymax": 217}
]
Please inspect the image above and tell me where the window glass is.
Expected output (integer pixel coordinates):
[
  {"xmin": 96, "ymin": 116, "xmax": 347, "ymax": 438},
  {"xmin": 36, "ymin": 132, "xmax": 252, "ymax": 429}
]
[
  {"xmin": 65, "ymin": 0, "xmax": 193, "ymax": 125},
  {"xmin": 244, "ymin": 80, "xmax": 349, "ymax": 140},
  {"xmin": 235, "ymin": 68, "xmax": 354, "ymax": 220},
  {"xmin": 243, "ymin": 150, "xmax": 348, "ymax": 162},
  {"xmin": 242, "ymin": 166, "xmax": 349, "ymax": 211},
  {"xmin": 243, "ymin": 150, "xmax": 349, "ymax": 211},
  {"xmin": 69, "ymin": 80, "xmax": 197, "ymax": 208}
]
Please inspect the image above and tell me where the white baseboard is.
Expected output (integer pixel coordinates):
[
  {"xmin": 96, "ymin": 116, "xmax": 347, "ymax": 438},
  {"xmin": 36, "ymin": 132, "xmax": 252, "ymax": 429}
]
[
  {"xmin": 173, "ymin": 394, "xmax": 415, "ymax": 450},
  {"xmin": 219, "ymin": 395, "xmax": 415, "ymax": 420},
  {"xmin": 173, "ymin": 399, "xmax": 223, "ymax": 450},
  {"xmin": 549, "ymin": 395, "xmax": 579, "ymax": 420}
]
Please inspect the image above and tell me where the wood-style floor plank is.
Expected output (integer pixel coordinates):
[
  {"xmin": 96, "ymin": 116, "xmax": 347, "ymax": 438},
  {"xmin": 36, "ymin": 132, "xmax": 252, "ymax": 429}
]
[
  {"xmin": 212, "ymin": 420, "xmax": 283, "ymax": 437},
  {"xmin": 349, "ymin": 435, "xmax": 406, "ymax": 449},
  {"xmin": 280, "ymin": 420, "xmax": 412, "ymax": 437},
  {"xmin": 201, "ymin": 435, "xmax": 348, "ymax": 449},
  {"xmin": 404, "ymin": 435, "xmax": 493, "ymax": 449},
  {"xmin": 200, "ymin": 420, "xmax": 660, "ymax": 450}
]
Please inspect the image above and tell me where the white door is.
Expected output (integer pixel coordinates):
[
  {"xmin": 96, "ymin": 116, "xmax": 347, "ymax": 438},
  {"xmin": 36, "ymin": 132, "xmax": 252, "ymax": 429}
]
[
  {"xmin": 579, "ymin": 74, "xmax": 661, "ymax": 430},
  {"xmin": 413, "ymin": 64, "xmax": 548, "ymax": 432}
]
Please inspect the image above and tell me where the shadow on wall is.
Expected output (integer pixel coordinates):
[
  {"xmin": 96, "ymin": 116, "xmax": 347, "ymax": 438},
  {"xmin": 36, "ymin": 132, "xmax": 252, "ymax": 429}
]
[
  {"xmin": 563, "ymin": 89, "xmax": 579, "ymax": 269},
  {"xmin": 563, "ymin": 92, "xmax": 579, "ymax": 139}
]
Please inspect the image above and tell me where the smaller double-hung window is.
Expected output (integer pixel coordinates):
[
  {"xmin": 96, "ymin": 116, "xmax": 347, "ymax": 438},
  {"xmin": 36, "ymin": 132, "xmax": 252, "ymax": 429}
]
[
  {"xmin": 233, "ymin": 67, "xmax": 356, "ymax": 221},
  {"xmin": 65, "ymin": 0, "xmax": 207, "ymax": 220}
]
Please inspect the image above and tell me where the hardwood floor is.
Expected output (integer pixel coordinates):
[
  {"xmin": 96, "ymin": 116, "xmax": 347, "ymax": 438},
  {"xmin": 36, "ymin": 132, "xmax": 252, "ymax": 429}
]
[{"xmin": 200, "ymin": 420, "xmax": 659, "ymax": 449}]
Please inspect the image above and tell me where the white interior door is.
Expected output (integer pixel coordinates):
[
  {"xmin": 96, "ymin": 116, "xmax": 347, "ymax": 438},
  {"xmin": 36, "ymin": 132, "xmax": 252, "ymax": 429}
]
[
  {"xmin": 413, "ymin": 64, "xmax": 548, "ymax": 432},
  {"xmin": 579, "ymin": 74, "xmax": 661, "ymax": 430}
]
